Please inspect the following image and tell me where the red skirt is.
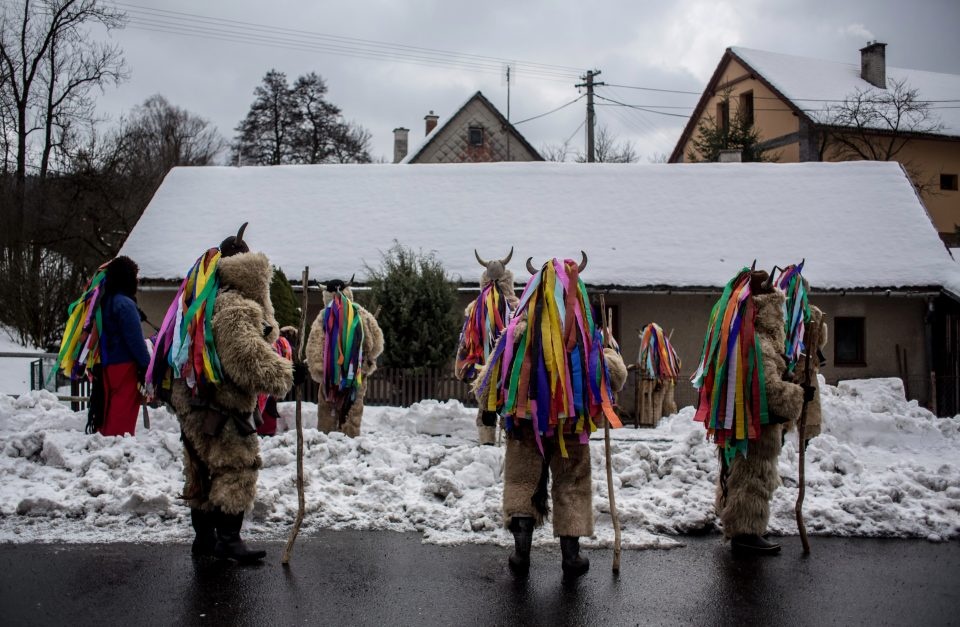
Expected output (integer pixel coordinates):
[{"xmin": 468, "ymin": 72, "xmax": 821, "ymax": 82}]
[{"xmin": 99, "ymin": 362, "xmax": 142, "ymax": 437}]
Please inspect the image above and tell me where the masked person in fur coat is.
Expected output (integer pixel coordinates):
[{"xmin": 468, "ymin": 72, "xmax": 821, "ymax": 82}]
[
  {"xmin": 475, "ymin": 254, "xmax": 628, "ymax": 578},
  {"xmin": 147, "ymin": 224, "xmax": 298, "ymax": 562},
  {"xmin": 803, "ymin": 305, "xmax": 828, "ymax": 441},
  {"xmin": 693, "ymin": 269, "xmax": 806, "ymax": 555},
  {"xmin": 455, "ymin": 248, "xmax": 518, "ymax": 445},
  {"xmin": 305, "ymin": 277, "xmax": 384, "ymax": 437}
]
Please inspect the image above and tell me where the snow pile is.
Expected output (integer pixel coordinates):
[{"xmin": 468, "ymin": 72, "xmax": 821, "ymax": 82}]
[{"xmin": 0, "ymin": 378, "xmax": 958, "ymax": 547}]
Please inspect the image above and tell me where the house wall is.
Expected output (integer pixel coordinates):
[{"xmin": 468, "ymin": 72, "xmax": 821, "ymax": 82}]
[
  {"xmin": 412, "ymin": 98, "xmax": 540, "ymax": 163},
  {"xmin": 603, "ymin": 291, "xmax": 933, "ymax": 416},
  {"xmin": 679, "ymin": 58, "xmax": 801, "ymax": 163}
]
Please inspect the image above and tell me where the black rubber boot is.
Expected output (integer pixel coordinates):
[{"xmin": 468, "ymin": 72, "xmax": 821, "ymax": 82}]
[
  {"xmin": 508, "ymin": 516, "xmax": 534, "ymax": 575},
  {"xmin": 560, "ymin": 536, "xmax": 589, "ymax": 577},
  {"xmin": 190, "ymin": 508, "xmax": 217, "ymax": 557},
  {"xmin": 213, "ymin": 510, "xmax": 266, "ymax": 563},
  {"xmin": 731, "ymin": 534, "xmax": 781, "ymax": 555}
]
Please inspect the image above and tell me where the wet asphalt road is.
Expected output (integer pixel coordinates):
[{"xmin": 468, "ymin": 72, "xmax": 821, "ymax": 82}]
[{"xmin": 1, "ymin": 532, "xmax": 958, "ymax": 626}]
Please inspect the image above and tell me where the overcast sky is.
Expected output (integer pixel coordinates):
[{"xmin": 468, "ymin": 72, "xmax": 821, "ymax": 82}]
[{"xmin": 94, "ymin": 0, "xmax": 960, "ymax": 163}]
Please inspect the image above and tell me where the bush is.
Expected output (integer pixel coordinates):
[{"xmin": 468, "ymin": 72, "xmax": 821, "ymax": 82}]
[
  {"xmin": 269, "ymin": 267, "xmax": 300, "ymax": 330},
  {"xmin": 366, "ymin": 243, "xmax": 460, "ymax": 369}
]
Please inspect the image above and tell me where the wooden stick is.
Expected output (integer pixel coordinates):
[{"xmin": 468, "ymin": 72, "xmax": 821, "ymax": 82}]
[
  {"xmin": 282, "ymin": 268, "xmax": 310, "ymax": 565},
  {"xmin": 599, "ymin": 295, "xmax": 622, "ymax": 573},
  {"xmin": 141, "ymin": 404, "xmax": 150, "ymax": 429},
  {"xmin": 795, "ymin": 319, "xmax": 817, "ymax": 555}
]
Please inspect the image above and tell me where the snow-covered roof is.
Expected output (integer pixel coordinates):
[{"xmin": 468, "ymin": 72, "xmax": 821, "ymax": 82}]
[
  {"xmin": 120, "ymin": 160, "xmax": 960, "ymax": 292},
  {"xmin": 730, "ymin": 47, "xmax": 960, "ymax": 138}
]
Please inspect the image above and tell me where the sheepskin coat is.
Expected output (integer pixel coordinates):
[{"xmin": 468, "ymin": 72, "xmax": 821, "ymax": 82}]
[
  {"xmin": 173, "ymin": 251, "xmax": 294, "ymax": 515},
  {"xmin": 715, "ymin": 290, "xmax": 804, "ymax": 538},
  {"xmin": 305, "ymin": 290, "xmax": 384, "ymax": 437}
]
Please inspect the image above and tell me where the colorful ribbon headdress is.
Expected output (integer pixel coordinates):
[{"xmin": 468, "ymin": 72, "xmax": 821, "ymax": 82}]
[
  {"xmin": 775, "ymin": 261, "xmax": 810, "ymax": 374},
  {"xmin": 639, "ymin": 322, "xmax": 682, "ymax": 381},
  {"xmin": 320, "ymin": 284, "xmax": 365, "ymax": 415},
  {"xmin": 51, "ymin": 260, "xmax": 111, "ymax": 382},
  {"xmin": 456, "ymin": 248, "xmax": 515, "ymax": 382},
  {"xmin": 691, "ymin": 267, "xmax": 771, "ymax": 462},
  {"xmin": 146, "ymin": 248, "xmax": 224, "ymax": 396},
  {"xmin": 477, "ymin": 253, "xmax": 621, "ymax": 458}
]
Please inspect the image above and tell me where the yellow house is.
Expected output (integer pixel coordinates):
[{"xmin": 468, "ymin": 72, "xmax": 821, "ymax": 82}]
[{"xmin": 670, "ymin": 44, "xmax": 960, "ymax": 244}]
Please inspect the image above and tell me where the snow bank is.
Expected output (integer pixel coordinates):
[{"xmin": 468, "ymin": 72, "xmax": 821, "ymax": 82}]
[{"xmin": 0, "ymin": 378, "xmax": 958, "ymax": 547}]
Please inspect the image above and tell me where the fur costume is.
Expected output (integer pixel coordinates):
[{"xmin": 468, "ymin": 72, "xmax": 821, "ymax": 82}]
[
  {"xmin": 715, "ymin": 289, "xmax": 804, "ymax": 539},
  {"xmin": 305, "ymin": 284, "xmax": 384, "ymax": 437},
  {"xmin": 172, "ymin": 252, "xmax": 293, "ymax": 515},
  {"xmin": 475, "ymin": 257, "xmax": 626, "ymax": 540},
  {"xmin": 455, "ymin": 251, "xmax": 519, "ymax": 445},
  {"xmin": 804, "ymin": 305, "xmax": 828, "ymax": 439}
]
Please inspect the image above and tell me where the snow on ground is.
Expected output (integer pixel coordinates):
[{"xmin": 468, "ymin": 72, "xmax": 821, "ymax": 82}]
[
  {"xmin": 0, "ymin": 377, "xmax": 957, "ymax": 549},
  {"xmin": 0, "ymin": 332, "xmax": 44, "ymax": 396}
]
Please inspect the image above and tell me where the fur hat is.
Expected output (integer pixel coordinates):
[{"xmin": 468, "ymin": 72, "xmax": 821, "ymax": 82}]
[{"xmin": 105, "ymin": 256, "xmax": 139, "ymax": 297}]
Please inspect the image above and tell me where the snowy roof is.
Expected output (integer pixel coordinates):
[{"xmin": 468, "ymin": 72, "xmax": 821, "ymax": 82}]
[
  {"xmin": 730, "ymin": 47, "xmax": 960, "ymax": 138},
  {"xmin": 120, "ymin": 160, "xmax": 960, "ymax": 292}
]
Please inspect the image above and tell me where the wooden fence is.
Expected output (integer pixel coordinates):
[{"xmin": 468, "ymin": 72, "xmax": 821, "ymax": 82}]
[{"xmin": 296, "ymin": 367, "xmax": 477, "ymax": 408}]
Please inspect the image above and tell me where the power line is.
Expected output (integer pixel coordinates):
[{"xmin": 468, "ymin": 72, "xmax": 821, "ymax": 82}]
[
  {"xmin": 110, "ymin": 2, "xmax": 585, "ymax": 82},
  {"xmin": 593, "ymin": 94, "xmax": 690, "ymax": 118},
  {"xmin": 514, "ymin": 95, "xmax": 585, "ymax": 125},
  {"xmin": 563, "ymin": 119, "xmax": 586, "ymax": 146}
]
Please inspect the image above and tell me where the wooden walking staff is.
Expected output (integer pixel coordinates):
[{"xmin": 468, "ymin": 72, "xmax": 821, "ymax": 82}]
[
  {"xmin": 282, "ymin": 267, "xmax": 310, "ymax": 565},
  {"xmin": 599, "ymin": 295, "xmax": 622, "ymax": 573},
  {"xmin": 795, "ymin": 317, "xmax": 818, "ymax": 555}
]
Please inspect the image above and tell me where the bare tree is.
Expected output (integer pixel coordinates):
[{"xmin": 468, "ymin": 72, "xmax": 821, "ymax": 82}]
[
  {"xmin": 576, "ymin": 126, "xmax": 638, "ymax": 163},
  {"xmin": 819, "ymin": 79, "xmax": 942, "ymax": 194},
  {"xmin": 540, "ymin": 141, "xmax": 572, "ymax": 162},
  {"xmin": 0, "ymin": 0, "xmax": 126, "ymax": 224}
]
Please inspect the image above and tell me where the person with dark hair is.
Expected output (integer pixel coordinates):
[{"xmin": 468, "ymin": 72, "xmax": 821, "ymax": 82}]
[{"xmin": 98, "ymin": 255, "xmax": 151, "ymax": 436}]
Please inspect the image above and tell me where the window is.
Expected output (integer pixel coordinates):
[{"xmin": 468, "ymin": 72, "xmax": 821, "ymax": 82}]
[
  {"xmin": 739, "ymin": 91, "xmax": 754, "ymax": 127},
  {"xmin": 834, "ymin": 317, "xmax": 866, "ymax": 366},
  {"xmin": 941, "ymin": 174, "xmax": 958, "ymax": 191},
  {"xmin": 716, "ymin": 101, "xmax": 729, "ymax": 137},
  {"xmin": 468, "ymin": 126, "xmax": 484, "ymax": 146}
]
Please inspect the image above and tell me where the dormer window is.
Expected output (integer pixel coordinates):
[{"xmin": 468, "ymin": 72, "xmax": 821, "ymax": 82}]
[{"xmin": 468, "ymin": 127, "xmax": 484, "ymax": 146}]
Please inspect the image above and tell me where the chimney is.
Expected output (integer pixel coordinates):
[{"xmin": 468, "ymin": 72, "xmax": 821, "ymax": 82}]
[
  {"xmin": 424, "ymin": 110, "xmax": 439, "ymax": 136},
  {"xmin": 860, "ymin": 41, "xmax": 887, "ymax": 88},
  {"xmin": 718, "ymin": 148, "xmax": 742, "ymax": 163},
  {"xmin": 393, "ymin": 127, "xmax": 409, "ymax": 163}
]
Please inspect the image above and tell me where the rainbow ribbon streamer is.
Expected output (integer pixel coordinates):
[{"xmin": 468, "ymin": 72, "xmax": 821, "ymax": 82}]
[
  {"xmin": 476, "ymin": 258, "xmax": 621, "ymax": 458},
  {"xmin": 146, "ymin": 248, "xmax": 224, "ymax": 396},
  {"xmin": 321, "ymin": 291, "xmax": 365, "ymax": 407},
  {"xmin": 775, "ymin": 262, "xmax": 810, "ymax": 374},
  {"xmin": 691, "ymin": 268, "xmax": 769, "ymax": 463},
  {"xmin": 50, "ymin": 261, "xmax": 111, "ymax": 382},
  {"xmin": 456, "ymin": 282, "xmax": 511, "ymax": 409},
  {"xmin": 638, "ymin": 322, "xmax": 681, "ymax": 380}
]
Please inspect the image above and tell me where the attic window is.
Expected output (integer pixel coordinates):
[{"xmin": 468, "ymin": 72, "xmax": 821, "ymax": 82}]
[
  {"xmin": 941, "ymin": 174, "xmax": 958, "ymax": 191},
  {"xmin": 468, "ymin": 126, "xmax": 484, "ymax": 146},
  {"xmin": 716, "ymin": 101, "xmax": 730, "ymax": 136},
  {"xmin": 739, "ymin": 91, "xmax": 754, "ymax": 127}
]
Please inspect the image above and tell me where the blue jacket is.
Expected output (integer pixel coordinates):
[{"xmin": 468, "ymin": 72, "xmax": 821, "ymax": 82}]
[{"xmin": 101, "ymin": 293, "xmax": 151, "ymax": 368}]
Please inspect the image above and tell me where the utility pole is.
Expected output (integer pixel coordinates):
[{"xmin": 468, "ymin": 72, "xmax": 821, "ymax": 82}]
[
  {"xmin": 506, "ymin": 64, "xmax": 512, "ymax": 161},
  {"xmin": 576, "ymin": 69, "xmax": 604, "ymax": 162}
]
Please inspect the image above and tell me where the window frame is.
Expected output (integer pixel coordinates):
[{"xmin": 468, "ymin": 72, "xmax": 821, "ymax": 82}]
[
  {"xmin": 739, "ymin": 91, "xmax": 754, "ymax": 127},
  {"xmin": 468, "ymin": 126, "xmax": 484, "ymax": 147},
  {"xmin": 833, "ymin": 316, "xmax": 867, "ymax": 367},
  {"xmin": 940, "ymin": 173, "xmax": 958, "ymax": 191}
]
